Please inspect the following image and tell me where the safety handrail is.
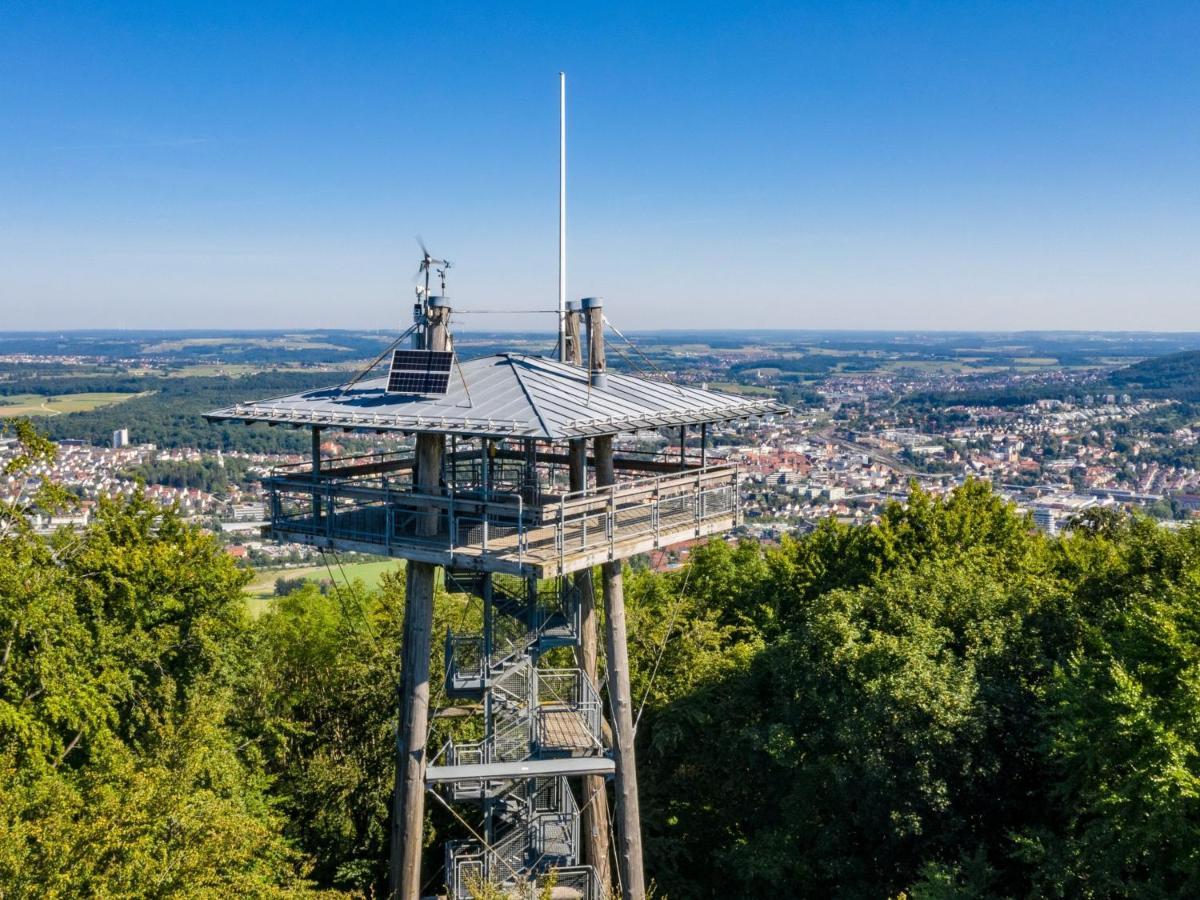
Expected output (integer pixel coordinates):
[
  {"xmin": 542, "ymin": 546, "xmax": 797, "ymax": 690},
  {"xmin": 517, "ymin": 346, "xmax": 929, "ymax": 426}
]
[{"xmin": 558, "ymin": 462, "xmax": 737, "ymax": 505}]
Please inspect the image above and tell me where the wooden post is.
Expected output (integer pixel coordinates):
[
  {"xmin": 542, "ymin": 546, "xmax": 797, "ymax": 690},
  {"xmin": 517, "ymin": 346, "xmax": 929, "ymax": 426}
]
[
  {"xmin": 311, "ymin": 426, "xmax": 322, "ymax": 524},
  {"xmin": 524, "ymin": 437, "xmax": 538, "ymax": 502},
  {"xmin": 595, "ymin": 433, "xmax": 646, "ymax": 900},
  {"xmin": 582, "ymin": 298, "xmax": 606, "ymax": 388},
  {"xmin": 391, "ymin": 554, "xmax": 435, "ymax": 900},
  {"xmin": 564, "ymin": 300, "xmax": 584, "ymax": 366},
  {"xmin": 570, "ymin": 438, "xmax": 611, "ymax": 893},
  {"xmin": 390, "ymin": 300, "xmax": 450, "ymax": 900}
]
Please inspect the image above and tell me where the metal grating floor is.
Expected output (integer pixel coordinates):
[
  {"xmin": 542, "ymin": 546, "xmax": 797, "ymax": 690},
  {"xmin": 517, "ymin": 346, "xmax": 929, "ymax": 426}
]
[{"xmin": 536, "ymin": 708, "xmax": 596, "ymax": 753}]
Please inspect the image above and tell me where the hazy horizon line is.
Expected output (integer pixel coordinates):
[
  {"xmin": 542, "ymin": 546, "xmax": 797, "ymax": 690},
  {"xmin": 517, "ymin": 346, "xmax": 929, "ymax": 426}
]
[{"xmin": 4, "ymin": 327, "xmax": 1200, "ymax": 338}]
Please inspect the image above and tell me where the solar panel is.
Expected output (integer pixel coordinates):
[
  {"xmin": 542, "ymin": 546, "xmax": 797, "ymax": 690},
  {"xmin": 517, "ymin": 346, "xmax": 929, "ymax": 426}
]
[
  {"xmin": 391, "ymin": 350, "xmax": 453, "ymax": 373},
  {"xmin": 385, "ymin": 349, "xmax": 454, "ymax": 395},
  {"xmin": 387, "ymin": 370, "xmax": 452, "ymax": 393}
]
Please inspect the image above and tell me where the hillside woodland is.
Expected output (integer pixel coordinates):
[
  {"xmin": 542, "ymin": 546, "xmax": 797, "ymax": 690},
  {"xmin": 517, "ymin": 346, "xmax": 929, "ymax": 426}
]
[
  {"xmin": 904, "ymin": 348, "xmax": 1200, "ymax": 412},
  {"xmin": 3, "ymin": 421, "xmax": 1200, "ymax": 898}
]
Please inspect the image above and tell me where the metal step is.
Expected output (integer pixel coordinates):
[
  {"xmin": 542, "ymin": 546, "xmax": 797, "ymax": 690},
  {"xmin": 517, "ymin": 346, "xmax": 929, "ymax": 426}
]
[{"xmin": 536, "ymin": 612, "xmax": 577, "ymax": 651}]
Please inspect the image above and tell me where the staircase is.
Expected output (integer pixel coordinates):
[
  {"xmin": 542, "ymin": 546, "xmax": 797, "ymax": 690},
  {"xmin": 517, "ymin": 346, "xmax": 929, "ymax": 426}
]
[
  {"xmin": 444, "ymin": 777, "xmax": 593, "ymax": 900},
  {"xmin": 444, "ymin": 571, "xmax": 583, "ymax": 697},
  {"xmin": 437, "ymin": 570, "xmax": 604, "ymax": 900}
]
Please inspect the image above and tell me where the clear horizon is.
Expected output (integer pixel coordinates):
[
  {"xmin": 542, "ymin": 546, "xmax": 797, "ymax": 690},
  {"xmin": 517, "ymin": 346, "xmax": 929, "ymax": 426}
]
[{"xmin": 2, "ymin": 2, "xmax": 1198, "ymax": 332}]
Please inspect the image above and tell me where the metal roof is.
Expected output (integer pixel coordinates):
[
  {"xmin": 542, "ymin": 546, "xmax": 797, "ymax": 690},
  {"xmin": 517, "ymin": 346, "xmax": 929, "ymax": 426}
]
[{"xmin": 204, "ymin": 353, "xmax": 786, "ymax": 440}]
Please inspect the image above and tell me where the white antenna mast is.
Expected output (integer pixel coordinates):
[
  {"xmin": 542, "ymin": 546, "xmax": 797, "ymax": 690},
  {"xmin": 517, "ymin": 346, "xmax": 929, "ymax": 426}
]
[{"xmin": 558, "ymin": 71, "xmax": 567, "ymax": 362}]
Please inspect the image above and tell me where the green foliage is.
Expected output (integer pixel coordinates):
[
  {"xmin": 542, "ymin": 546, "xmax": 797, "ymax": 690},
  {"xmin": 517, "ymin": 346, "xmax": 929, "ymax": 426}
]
[
  {"xmin": 1, "ymin": 417, "xmax": 74, "ymax": 532},
  {"xmin": 33, "ymin": 370, "xmax": 347, "ymax": 451},
  {"xmin": 275, "ymin": 575, "xmax": 311, "ymax": 596},
  {"xmin": 237, "ymin": 580, "xmax": 402, "ymax": 890},
  {"xmin": 0, "ymin": 423, "xmax": 477, "ymax": 897},
  {"xmin": 1108, "ymin": 350, "xmax": 1200, "ymax": 400},
  {"xmin": 0, "ymin": 485, "xmax": 330, "ymax": 895},
  {"xmin": 236, "ymin": 568, "xmax": 478, "ymax": 893},
  {"xmin": 0, "ymin": 693, "xmax": 323, "ymax": 898},
  {"xmin": 1014, "ymin": 518, "xmax": 1200, "ymax": 897},
  {"xmin": 631, "ymin": 482, "xmax": 1200, "ymax": 899}
]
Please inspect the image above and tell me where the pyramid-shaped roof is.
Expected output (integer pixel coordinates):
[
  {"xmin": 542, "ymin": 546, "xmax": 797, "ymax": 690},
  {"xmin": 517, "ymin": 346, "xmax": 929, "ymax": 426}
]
[{"xmin": 205, "ymin": 353, "xmax": 786, "ymax": 440}]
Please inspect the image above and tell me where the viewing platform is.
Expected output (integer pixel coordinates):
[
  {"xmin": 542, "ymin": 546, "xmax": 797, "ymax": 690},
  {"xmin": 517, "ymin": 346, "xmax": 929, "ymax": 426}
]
[{"xmin": 261, "ymin": 447, "xmax": 740, "ymax": 578}]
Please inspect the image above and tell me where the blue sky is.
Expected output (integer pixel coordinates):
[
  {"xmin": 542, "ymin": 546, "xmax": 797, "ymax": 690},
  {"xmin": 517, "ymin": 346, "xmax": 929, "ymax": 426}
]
[{"xmin": 1, "ymin": 1, "xmax": 1197, "ymax": 331}]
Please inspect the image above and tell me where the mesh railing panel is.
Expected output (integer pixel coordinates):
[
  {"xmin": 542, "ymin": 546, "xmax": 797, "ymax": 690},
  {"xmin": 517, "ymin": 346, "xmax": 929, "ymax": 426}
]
[
  {"xmin": 491, "ymin": 713, "xmax": 533, "ymax": 763},
  {"xmin": 447, "ymin": 634, "xmax": 485, "ymax": 682},
  {"xmin": 534, "ymin": 814, "xmax": 575, "ymax": 862},
  {"xmin": 492, "ymin": 658, "xmax": 532, "ymax": 708}
]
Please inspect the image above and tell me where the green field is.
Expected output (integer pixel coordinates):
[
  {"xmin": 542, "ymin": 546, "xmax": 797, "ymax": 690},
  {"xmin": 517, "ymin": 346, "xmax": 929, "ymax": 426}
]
[
  {"xmin": 164, "ymin": 363, "xmax": 263, "ymax": 377},
  {"xmin": 707, "ymin": 381, "xmax": 777, "ymax": 396},
  {"xmin": 143, "ymin": 335, "xmax": 350, "ymax": 353},
  {"xmin": 245, "ymin": 559, "xmax": 402, "ymax": 608},
  {"xmin": 0, "ymin": 391, "xmax": 145, "ymax": 416}
]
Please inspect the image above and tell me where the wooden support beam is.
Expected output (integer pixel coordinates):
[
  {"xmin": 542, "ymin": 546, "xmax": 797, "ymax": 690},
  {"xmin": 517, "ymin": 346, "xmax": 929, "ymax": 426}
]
[
  {"xmin": 571, "ymin": 438, "xmax": 611, "ymax": 894},
  {"xmin": 564, "ymin": 301, "xmax": 584, "ymax": 366},
  {"xmin": 313, "ymin": 455, "xmax": 415, "ymax": 479},
  {"xmin": 583, "ymin": 297, "xmax": 606, "ymax": 388},
  {"xmin": 596, "ymin": 433, "xmax": 646, "ymax": 900},
  {"xmin": 390, "ymin": 556, "xmax": 435, "ymax": 900},
  {"xmin": 390, "ymin": 301, "xmax": 450, "ymax": 900}
]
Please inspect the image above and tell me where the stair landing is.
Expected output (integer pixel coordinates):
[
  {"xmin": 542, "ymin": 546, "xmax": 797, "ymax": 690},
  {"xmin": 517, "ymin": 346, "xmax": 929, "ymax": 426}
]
[{"xmin": 537, "ymin": 707, "xmax": 598, "ymax": 753}]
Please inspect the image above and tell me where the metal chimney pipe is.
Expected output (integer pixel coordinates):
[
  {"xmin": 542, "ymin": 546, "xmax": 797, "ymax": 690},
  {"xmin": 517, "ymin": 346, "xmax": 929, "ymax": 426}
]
[{"xmin": 581, "ymin": 297, "xmax": 606, "ymax": 388}]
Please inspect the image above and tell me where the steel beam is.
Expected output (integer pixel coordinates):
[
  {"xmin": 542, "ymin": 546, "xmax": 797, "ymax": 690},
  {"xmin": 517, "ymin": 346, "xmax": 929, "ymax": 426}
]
[{"xmin": 425, "ymin": 756, "xmax": 615, "ymax": 784}]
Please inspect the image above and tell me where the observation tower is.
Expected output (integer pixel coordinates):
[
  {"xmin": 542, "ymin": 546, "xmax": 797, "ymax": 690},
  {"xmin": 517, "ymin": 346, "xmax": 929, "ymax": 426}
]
[
  {"xmin": 207, "ymin": 68, "xmax": 786, "ymax": 900},
  {"xmin": 207, "ymin": 294, "xmax": 783, "ymax": 899}
]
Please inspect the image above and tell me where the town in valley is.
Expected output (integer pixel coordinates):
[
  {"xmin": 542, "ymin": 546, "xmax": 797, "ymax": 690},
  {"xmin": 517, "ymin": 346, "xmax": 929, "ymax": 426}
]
[{"xmin": 7, "ymin": 326, "xmax": 1200, "ymax": 593}]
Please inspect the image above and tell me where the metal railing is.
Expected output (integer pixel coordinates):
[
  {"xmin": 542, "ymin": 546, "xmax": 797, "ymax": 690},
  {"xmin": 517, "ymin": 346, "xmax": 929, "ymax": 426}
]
[
  {"xmin": 536, "ymin": 669, "xmax": 603, "ymax": 751},
  {"xmin": 445, "ymin": 665, "xmax": 602, "ymax": 776},
  {"xmin": 447, "ymin": 850, "xmax": 597, "ymax": 900},
  {"xmin": 265, "ymin": 459, "xmax": 739, "ymax": 574},
  {"xmin": 444, "ymin": 778, "xmax": 596, "ymax": 900},
  {"xmin": 533, "ymin": 866, "xmax": 596, "ymax": 900},
  {"xmin": 445, "ymin": 575, "xmax": 586, "ymax": 696},
  {"xmin": 445, "ymin": 632, "xmax": 486, "ymax": 694}
]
